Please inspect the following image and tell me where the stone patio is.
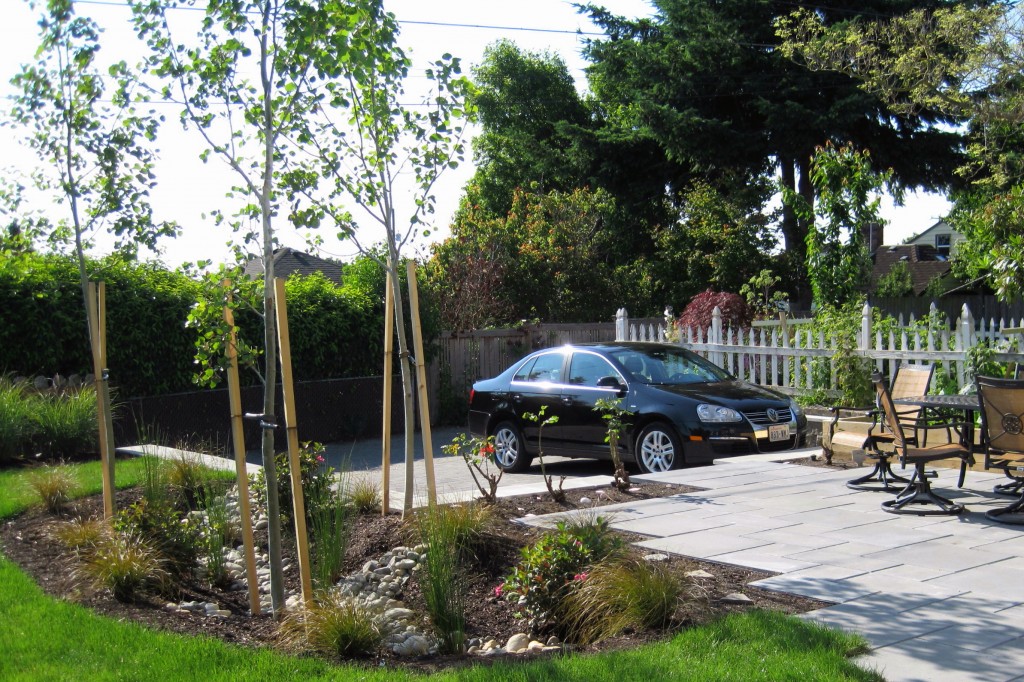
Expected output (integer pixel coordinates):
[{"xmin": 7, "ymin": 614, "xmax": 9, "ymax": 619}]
[{"xmin": 520, "ymin": 457, "xmax": 1024, "ymax": 682}]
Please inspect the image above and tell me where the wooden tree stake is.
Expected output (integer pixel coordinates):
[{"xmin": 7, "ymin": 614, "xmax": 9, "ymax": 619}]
[
  {"xmin": 87, "ymin": 282, "xmax": 115, "ymax": 519},
  {"xmin": 273, "ymin": 278, "xmax": 314, "ymax": 608},
  {"xmin": 406, "ymin": 261, "xmax": 436, "ymax": 504},
  {"xmin": 222, "ymin": 281, "xmax": 262, "ymax": 615},
  {"xmin": 381, "ymin": 272, "xmax": 395, "ymax": 515}
]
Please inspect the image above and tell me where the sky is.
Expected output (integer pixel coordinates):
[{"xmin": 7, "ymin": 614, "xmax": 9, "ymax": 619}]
[{"xmin": 0, "ymin": 0, "xmax": 951, "ymax": 270}]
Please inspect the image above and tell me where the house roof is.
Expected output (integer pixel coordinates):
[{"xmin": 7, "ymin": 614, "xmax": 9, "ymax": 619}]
[
  {"xmin": 872, "ymin": 244, "xmax": 951, "ymax": 296},
  {"xmin": 242, "ymin": 247, "xmax": 344, "ymax": 285}
]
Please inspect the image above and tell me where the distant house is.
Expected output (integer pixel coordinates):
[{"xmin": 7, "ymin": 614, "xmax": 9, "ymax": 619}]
[
  {"xmin": 904, "ymin": 219, "xmax": 964, "ymax": 259},
  {"xmin": 863, "ymin": 222, "xmax": 959, "ymax": 296},
  {"xmin": 871, "ymin": 244, "xmax": 953, "ymax": 296},
  {"xmin": 242, "ymin": 247, "xmax": 344, "ymax": 285}
]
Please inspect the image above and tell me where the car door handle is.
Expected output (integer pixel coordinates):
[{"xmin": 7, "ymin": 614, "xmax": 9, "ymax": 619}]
[
  {"xmin": 511, "ymin": 393, "xmax": 522, "ymax": 403},
  {"xmin": 561, "ymin": 396, "xmax": 574, "ymax": 406}
]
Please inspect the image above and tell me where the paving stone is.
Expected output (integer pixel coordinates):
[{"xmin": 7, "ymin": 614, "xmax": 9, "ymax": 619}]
[{"xmin": 635, "ymin": 528, "xmax": 771, "ymax": 558}]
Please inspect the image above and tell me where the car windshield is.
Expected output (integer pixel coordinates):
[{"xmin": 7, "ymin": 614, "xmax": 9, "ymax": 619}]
[{"xmin": 610, "ymin": 347, "xmax": 732, "ymax": 385}]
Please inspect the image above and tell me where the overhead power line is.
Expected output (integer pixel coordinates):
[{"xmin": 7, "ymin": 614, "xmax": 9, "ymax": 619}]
[{"xmin": 73, "ymin": 0, "xmax": 606, "ymax": 36}]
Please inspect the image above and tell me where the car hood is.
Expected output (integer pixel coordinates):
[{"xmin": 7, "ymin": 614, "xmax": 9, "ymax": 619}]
[{"xmin": 643, "ymin": 380, "xmax": 788, "ymax": 405}]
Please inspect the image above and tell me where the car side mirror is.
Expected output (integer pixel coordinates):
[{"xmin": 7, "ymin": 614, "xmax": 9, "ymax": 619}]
[{"xmin": 597, "ymin": 376, "xmax": 626, "ymax": 394}]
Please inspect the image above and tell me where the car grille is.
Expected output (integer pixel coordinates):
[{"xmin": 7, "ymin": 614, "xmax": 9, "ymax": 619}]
[{"xmin": 743, "ymin": 407, "xmax": 794, "ymax": 426}]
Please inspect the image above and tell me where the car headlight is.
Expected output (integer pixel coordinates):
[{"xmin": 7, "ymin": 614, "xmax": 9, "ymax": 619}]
[
  {"xmin": 789, "ymin": 399, "xmax": 804, "ymax": 420},
  {"xmin": 697, "ymin": 404, "xmax": 743, "ymax": 423}
]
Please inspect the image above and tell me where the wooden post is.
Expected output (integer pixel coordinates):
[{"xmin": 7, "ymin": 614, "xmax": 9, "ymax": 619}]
[
  {"xmin": 222, "ymin": 282, "xmax": 261, "ymax": 615},
  {"xmin": 381, "ymin": 273, "xmax": 395, "ymax": 515},
  {"xmin": 273, "ymin": 278, "xmax": 314, "ymax": 608},
  {"xmin": 405, "ymin": 261, "xmax": 436, "ymax": 505},
  {"xmin": 87, "ymin": 282, "xmax": 115, "ymax": 520}
]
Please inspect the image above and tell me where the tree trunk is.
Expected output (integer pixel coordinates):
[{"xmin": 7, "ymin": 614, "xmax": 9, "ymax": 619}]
[
  {"xmin": 261, "ymin": 218, "xmax": 285, "ymax": 615},
  {"xmin": 779, "ymin": 156, "xmax": 814, "ymax": 312},
  {"xmin": 385, "ymin": 254, "xmax": 418, "ymax": 517},
  {"xmin": 258, "ymin": 6, "xmax": 284, "ymax": 616}
]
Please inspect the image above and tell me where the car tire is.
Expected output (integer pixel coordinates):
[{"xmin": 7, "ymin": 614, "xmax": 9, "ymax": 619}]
[
  {"xmin": 492, "ymin": 421, "xmax": 532, "ymax": 472},
  {"xmin": 635, "ymin": 422, "xmax": 683, "ymax": 474}
]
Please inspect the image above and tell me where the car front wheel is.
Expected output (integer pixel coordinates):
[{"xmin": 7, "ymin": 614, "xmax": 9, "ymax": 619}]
[
  {"xmin": 635, "ymin": 422, "xmax": 683, "ymax": 473},
  {"xmin": 492, "ymin": 421, "xmax": 532, "ymax": 472}
]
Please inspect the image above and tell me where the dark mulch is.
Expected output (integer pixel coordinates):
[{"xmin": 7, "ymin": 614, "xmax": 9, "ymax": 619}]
[{"xmin": 0, "ymin": 476, "xmax": 833, "ymax": 672}]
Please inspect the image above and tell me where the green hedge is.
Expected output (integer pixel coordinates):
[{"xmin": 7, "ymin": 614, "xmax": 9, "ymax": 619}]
[{"xmin": 0, "ymin": 251, "xmax": 415, "ymax": 398}]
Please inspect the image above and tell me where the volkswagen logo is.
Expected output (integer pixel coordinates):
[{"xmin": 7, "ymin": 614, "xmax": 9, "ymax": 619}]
[{"xmin": 766, "ymin": 408, "xmax": 779, "ymax": 423}]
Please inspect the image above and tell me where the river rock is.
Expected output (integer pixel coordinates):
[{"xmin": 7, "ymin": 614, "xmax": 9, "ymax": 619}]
[{"xmin": 505, "ymin": 633, "xmax": 530, "ymax": 653}]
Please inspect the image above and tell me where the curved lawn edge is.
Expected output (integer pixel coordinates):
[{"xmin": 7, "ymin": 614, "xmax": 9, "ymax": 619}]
[
  {"xmin": 0, "ymin": 460, "xmax": 882, "ymax": 681},
  {"xmin": 0, "ymin": 554, "xmax": 881, "ymax": 682}
]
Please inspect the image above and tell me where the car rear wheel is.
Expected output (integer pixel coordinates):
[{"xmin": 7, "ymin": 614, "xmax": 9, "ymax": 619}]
[
  {"xmin": 492, "ymin": 421, "xmax": 532, "ymax": 472},
  {"xmin": 635, "ymin": 422, "xmax": 683, "ymax": 473}
]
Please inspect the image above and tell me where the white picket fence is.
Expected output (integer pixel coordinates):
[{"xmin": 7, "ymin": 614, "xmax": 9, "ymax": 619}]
[{"xmin": 615, "ymin": 304, "xmax": 1024, "ymax": 395}]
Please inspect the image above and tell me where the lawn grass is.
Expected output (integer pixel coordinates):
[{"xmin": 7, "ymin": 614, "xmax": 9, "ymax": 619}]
[
  {"xmin": 0, "ymin": 460, "xmax": 882, "ymax": 682},
  {"xmin": 0, "ymin": 456, "xmax": 234, "ymax": 519}
]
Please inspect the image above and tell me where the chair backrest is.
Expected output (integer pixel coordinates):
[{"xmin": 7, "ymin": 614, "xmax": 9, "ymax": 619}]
[
  {"xmin": 889, "ymin": 364, "xmax": 934, "ymax": 425},
  {"xmin": 873, "ymin": 371, "xmax": 909, "ymax": 450},
  {"xmin": 977, "ymin": 375, "xmax": 1024, "ymax": 457}
]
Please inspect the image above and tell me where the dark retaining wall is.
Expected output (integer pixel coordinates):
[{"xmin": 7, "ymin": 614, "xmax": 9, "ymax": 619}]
[{"xmin": 115, "ymin": 375, "xmax": 407, "ymax": 451}]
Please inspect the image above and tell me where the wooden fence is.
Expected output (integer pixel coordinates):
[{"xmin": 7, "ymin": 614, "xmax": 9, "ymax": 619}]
[
  {"xmin": 426, "ymin": 321, "xmax": 633, "ymax": 422},
  {"xmin": 616, "ymin": 304, "xmax": 1024, "ymax": 396}
]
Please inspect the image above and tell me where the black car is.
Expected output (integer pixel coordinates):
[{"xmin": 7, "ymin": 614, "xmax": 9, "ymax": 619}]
[{"xmin": 468, "ymin": 342, "xmax": 807, "ymax": 474}]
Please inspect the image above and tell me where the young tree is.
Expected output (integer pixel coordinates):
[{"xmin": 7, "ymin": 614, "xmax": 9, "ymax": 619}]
[
  {"xmin": 280, "ymin": 2, "xmax": 474, "ymax": 512},
  {"xmin": 9, "ymin": 0, "xmax": 176, "ymax": 509},
  {"xmin": 129, "ymin": 0, "xmax": 345, "ymax": 614}
]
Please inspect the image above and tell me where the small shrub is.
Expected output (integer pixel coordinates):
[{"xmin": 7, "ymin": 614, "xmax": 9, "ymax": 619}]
[
  {"xmin": 53, "ymin": 517, "xmax": 108, "ymax": 552},
  {"xmin": 677, "ymin": 289, "xmax": 751, "ymax": 332},
  {"xmin": 166, "ymin": 454, "xmax": 211, "ymax": 510},
  {"xmin": 80, "ymin": 531, "xmax": 167, "ymax": 602},
  {"xmin": 442, "ymin": 433, "xmax": 503, "ymax": 504},
  {"xmin": 346, "ymin": 476, "xmax": 381, "ymax": 514},
  {"xmin": 594, "ymin": 398, "xmax": 632, "ymax": 491},
  {"xmin": 308, "ymin": 479, "xmax": 353, "ymax": 591},
  {"xmin": 198, "ymin": 484, "xmax": 233, "ymax": 588},
  {"xmin": 140, "ymin": 456, "xmax": 172, "ymax": 509},
  {"xmin": 250, "ymin": 441, "xmax": 332, "ymax": 527},
  {"xmin": 279, "ymin": 593, "xmax": 382, "ymax": 658},
  {"xmin": 29, "ymin": 464, "xmax": 78, "ymax": 515},
  {"xmin": 522, "ymin": 407, "xmax": 565, "ymax": 503},
  {"xmin": 30, "ymin": 387, "xmax": 98, "ymax": 460},
  {"xmin": 416, "ymin": 504, "xmax": 469, "ymax": 654},
  {"xmin": 0, "ymin": 377, "xmax": 33, "ymax": 462},
  {"xmin": 502, "ymin": 515, "xmax": 622, "ymax": 634},
  {"xmin": 561, "ymin": 556, "xmax": 684, "ymax": 645},
  {"xmin": 114, "ymin": 498, "xmax": 201, "ymax": 577}
]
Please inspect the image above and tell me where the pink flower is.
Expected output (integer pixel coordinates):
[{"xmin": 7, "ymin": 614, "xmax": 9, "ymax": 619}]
[
  {"xmin": 316, "ymin": 455, "xmax": 325, "ymax": 463},
  {"xmin": 573, "ymin": 572, "xmax": 588, "ymax": 582},
  {"xmin": 494, "ymin": 584, "xmax": 504, "ymax": 597}
]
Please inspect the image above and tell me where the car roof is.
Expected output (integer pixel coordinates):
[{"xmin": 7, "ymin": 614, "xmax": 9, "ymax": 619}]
[{"xmin": 551, "ymin": 342, "xmax": 671, "ymax": 353}]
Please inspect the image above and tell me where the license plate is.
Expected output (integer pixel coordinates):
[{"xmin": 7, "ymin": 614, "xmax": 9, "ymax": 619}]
[{"xmin": 768, "ymin": 424, "xmax": 790, "ymax": 442}]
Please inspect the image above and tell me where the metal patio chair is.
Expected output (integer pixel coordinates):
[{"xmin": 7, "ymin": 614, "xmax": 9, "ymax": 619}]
[
  {"xmin": 872, "ymin": 371, "xmax": 973, "ymax": 516},
  {"xmin": 977, "ymin": 375, "xmax": 1024, "ymax": 524},
  {"xmin": 826, "ymin": 364, "xmax": 934, "ymax": 492}
]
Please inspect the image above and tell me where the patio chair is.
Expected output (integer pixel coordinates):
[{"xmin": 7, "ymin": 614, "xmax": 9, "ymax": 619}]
[
  {"xmin": 825, "ymin": 364, "xmax": 934, "ymax": 492},
  {"xmin": 977, "ymin": 375, "xmax": 1024, "ymax": 524},
  {"xmin": 872, "ymin": 371, "xmax": 973, "ymax": 516}
]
